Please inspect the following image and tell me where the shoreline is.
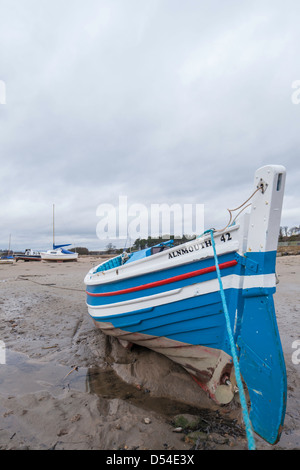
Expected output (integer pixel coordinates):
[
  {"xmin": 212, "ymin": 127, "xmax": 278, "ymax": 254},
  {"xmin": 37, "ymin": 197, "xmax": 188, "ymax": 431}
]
[{"xmin": 0, "ymin": 256, "xmax": 299, "ymax": 450}]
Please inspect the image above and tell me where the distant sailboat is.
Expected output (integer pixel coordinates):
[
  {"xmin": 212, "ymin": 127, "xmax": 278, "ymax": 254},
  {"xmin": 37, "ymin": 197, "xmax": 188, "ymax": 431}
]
[
  {"xmin": 40, "ymin": 205, "xmax": 78, "ymax": 262},
  {"xmin": 0, "ymin": 234, "xmax": 14, "ymax": 264}
]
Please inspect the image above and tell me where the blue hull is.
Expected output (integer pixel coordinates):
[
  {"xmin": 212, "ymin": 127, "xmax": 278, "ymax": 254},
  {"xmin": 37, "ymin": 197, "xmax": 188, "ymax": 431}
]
[
  {"xmin": 85, "ymin": 165, "xmax": 288, "ymax": 446},
  {"xmin": 86, "ymin": 250, "xmax": 286, "ymax": 444}
]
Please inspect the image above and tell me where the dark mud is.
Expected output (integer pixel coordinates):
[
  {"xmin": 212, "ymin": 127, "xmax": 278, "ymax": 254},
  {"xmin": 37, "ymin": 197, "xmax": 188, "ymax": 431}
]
[{"xmin": 0, "ymin": 256, "xmax": 299, "ymax": 450}]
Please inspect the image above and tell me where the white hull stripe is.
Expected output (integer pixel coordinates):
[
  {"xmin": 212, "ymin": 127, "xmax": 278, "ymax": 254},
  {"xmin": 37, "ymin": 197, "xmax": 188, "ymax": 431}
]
[{"xmin": 87, "ymin": 273, "xmax": 276, "ymax": 318}]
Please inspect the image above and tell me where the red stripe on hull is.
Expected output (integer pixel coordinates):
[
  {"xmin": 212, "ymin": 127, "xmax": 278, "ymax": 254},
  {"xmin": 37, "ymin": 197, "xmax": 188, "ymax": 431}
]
[{"xmin": 86, "ymin": 259, "xmax": 238, "ymax": 297}]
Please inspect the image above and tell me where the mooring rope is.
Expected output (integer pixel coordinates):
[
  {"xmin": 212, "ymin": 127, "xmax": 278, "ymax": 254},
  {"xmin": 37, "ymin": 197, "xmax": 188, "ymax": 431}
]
[
  {"xmin": 209, "ymin": 229, "xmax": 256, "ymax": 450},
  {"xmin": 17, "ymin": 276, "xmax": 85, "ymax": 292}
]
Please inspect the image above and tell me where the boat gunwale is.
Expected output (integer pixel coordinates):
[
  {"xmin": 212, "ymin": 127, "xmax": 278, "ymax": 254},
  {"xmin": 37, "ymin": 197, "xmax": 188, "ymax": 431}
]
[{"xmin": 85, "ymin": 224, "xmax": 241, "ymax": 286}]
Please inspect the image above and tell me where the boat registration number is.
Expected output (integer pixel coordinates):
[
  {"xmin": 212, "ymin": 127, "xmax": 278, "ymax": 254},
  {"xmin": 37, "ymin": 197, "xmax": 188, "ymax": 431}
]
[{"xmin": 168, "ymin": 232, "xmax": 232, "ymax": 259}]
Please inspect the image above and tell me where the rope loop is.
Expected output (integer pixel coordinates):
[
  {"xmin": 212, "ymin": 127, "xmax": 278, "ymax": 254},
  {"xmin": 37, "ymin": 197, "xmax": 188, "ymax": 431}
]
[{"xmin": 215, "ymin": 186, "xmax": 262, "ymax": 233}]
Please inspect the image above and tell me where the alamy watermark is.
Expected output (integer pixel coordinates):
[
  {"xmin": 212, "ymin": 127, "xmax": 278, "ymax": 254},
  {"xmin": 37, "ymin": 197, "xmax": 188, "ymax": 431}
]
[
  {"xmin": 291, "ymin": 80, "xmax": 300, "ymax": 104},
  {"xmin": 0, "ymin": 80, "xmax": 6, "ymax": 105},
  {"xmin": 0, "ymin": 340, "xmax": 6, "ymax": 364},
  {"xmin": 292, "ymin": 340, "xmax": 300, "ymax": 365},
  {"xmin": 96, "ymin": 196, "xmax": 204, "ymax": 241}
]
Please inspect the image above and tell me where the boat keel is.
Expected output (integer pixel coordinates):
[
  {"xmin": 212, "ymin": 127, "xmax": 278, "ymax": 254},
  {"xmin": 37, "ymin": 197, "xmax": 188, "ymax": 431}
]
[{"xmin": 238, "ymin": 291, "xmax": 287, "ymax": 444}]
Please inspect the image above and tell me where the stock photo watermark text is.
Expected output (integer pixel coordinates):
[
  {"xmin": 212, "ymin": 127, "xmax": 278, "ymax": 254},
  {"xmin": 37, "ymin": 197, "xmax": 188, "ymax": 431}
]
[
  {"xmin": 292, "ymin": 340, "xmax": 300, "ymax": 365},
  {"xmin": 0, "ymin": 341, "xmax": 6, "ymax": 364},
  {"xmin": 291, "ymin": 80, "xmax": 300, "ymax": 104},
  {"xmin": 0, "ymin": 80, "xmax": 6, "ymax": 105},
  {"xmin": 96, "ymin": 196, "xmax": 204, "ymax": 241}
]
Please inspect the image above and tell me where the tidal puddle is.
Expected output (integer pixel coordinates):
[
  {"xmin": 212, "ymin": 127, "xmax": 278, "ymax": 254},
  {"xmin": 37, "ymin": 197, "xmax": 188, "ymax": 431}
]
[
  {"xmin": 0, "ymin": 349, "xmax": 201, "ymax": 418},
  {"xmin": 0, "ymin": 350, "xmax": 88, "ymax": 397}
]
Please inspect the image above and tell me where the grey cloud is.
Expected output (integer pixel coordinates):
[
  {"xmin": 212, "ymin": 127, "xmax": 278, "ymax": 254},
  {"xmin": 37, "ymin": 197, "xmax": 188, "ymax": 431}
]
[{"xmin": 1, "ymin": 0, "xmax": 300, "ymax": 250}]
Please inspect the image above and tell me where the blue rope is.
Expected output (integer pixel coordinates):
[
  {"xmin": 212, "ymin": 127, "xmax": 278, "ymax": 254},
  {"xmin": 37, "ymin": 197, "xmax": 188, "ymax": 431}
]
[{"xmin": 209, "ymin": 229, "xmax": 256, "ymax": 450}]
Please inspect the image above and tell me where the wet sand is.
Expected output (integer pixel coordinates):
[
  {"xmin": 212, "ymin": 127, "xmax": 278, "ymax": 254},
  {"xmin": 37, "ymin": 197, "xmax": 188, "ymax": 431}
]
[{"xmin": 0, "ymin": 255, "xmax": 299, "ymax": 450}]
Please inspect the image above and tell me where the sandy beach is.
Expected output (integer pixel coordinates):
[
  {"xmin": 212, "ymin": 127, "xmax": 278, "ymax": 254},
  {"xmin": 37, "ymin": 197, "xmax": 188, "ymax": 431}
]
[{"xmin": 0, "ymin": 255, "xmax": 299, "ymax": 450}]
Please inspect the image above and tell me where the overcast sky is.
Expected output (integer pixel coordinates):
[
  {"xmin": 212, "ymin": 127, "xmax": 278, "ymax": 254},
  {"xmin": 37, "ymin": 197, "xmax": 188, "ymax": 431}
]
[{"xmin": 1, "ymin": 0, "xmax": 300, "ymax": 251}]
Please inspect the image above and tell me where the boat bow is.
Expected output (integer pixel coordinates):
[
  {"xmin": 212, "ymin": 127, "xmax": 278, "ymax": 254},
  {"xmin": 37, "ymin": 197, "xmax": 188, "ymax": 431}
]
[{"xmin": 238, "ymin": 165, "xmax": 287, "ymax": 444}]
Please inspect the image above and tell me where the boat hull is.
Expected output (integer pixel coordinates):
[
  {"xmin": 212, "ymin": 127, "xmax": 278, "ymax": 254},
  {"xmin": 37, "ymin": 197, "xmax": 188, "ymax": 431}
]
[
  {"xmin": 15, "ymin": 255, "xmax": 41, "ymax": 262},
  {"xmin": 85, "ymin": 165, "xmax": 287, "ymax": 445},
  {"xmin": 92, "ymin": 317, "xmax": 235, "ymax": 403},
  {"xmin": 40, "ymin": 252, "xmax": 78, "ymax": 262},
  {"xmin": 86, "ymin": 248, "xmax": 276, "ymax": 403}
]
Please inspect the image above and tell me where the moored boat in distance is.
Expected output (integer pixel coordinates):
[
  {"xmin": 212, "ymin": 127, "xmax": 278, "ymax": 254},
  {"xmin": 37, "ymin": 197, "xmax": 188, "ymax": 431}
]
[
  {"xmin": 0, "ymin": 255, "xmax": 14, "ymax": 264},
  {"xmin": 0, "ymin": 234, "xmax": 14, "ymax": 264},
  {"xmin": 40, "ymin": 246, "xmax": 78, "ymax": 262},
  {"xmin": 41, "ymin": 204, "xmax": 78, "ymax": 262},
  {"xmin": 84, "ymin": 165, "xmax": 287, "ymax": 446},
  {"xmin": 15, "ymin": 249, "xmax": 41, "ymax": 262}
]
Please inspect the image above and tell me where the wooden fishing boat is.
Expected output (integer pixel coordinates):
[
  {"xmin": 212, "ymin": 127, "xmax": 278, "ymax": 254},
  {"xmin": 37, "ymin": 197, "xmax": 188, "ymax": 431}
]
[{"xmin": 84, "ymin": 165, "xmax": 287, "ymax": 445}]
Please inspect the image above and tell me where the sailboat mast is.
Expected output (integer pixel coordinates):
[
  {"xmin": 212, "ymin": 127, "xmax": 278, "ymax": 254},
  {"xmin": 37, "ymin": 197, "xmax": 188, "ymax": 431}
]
[{"xmin": 53, "ymin": 204, "xmax": 55, "ymax": 249}]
